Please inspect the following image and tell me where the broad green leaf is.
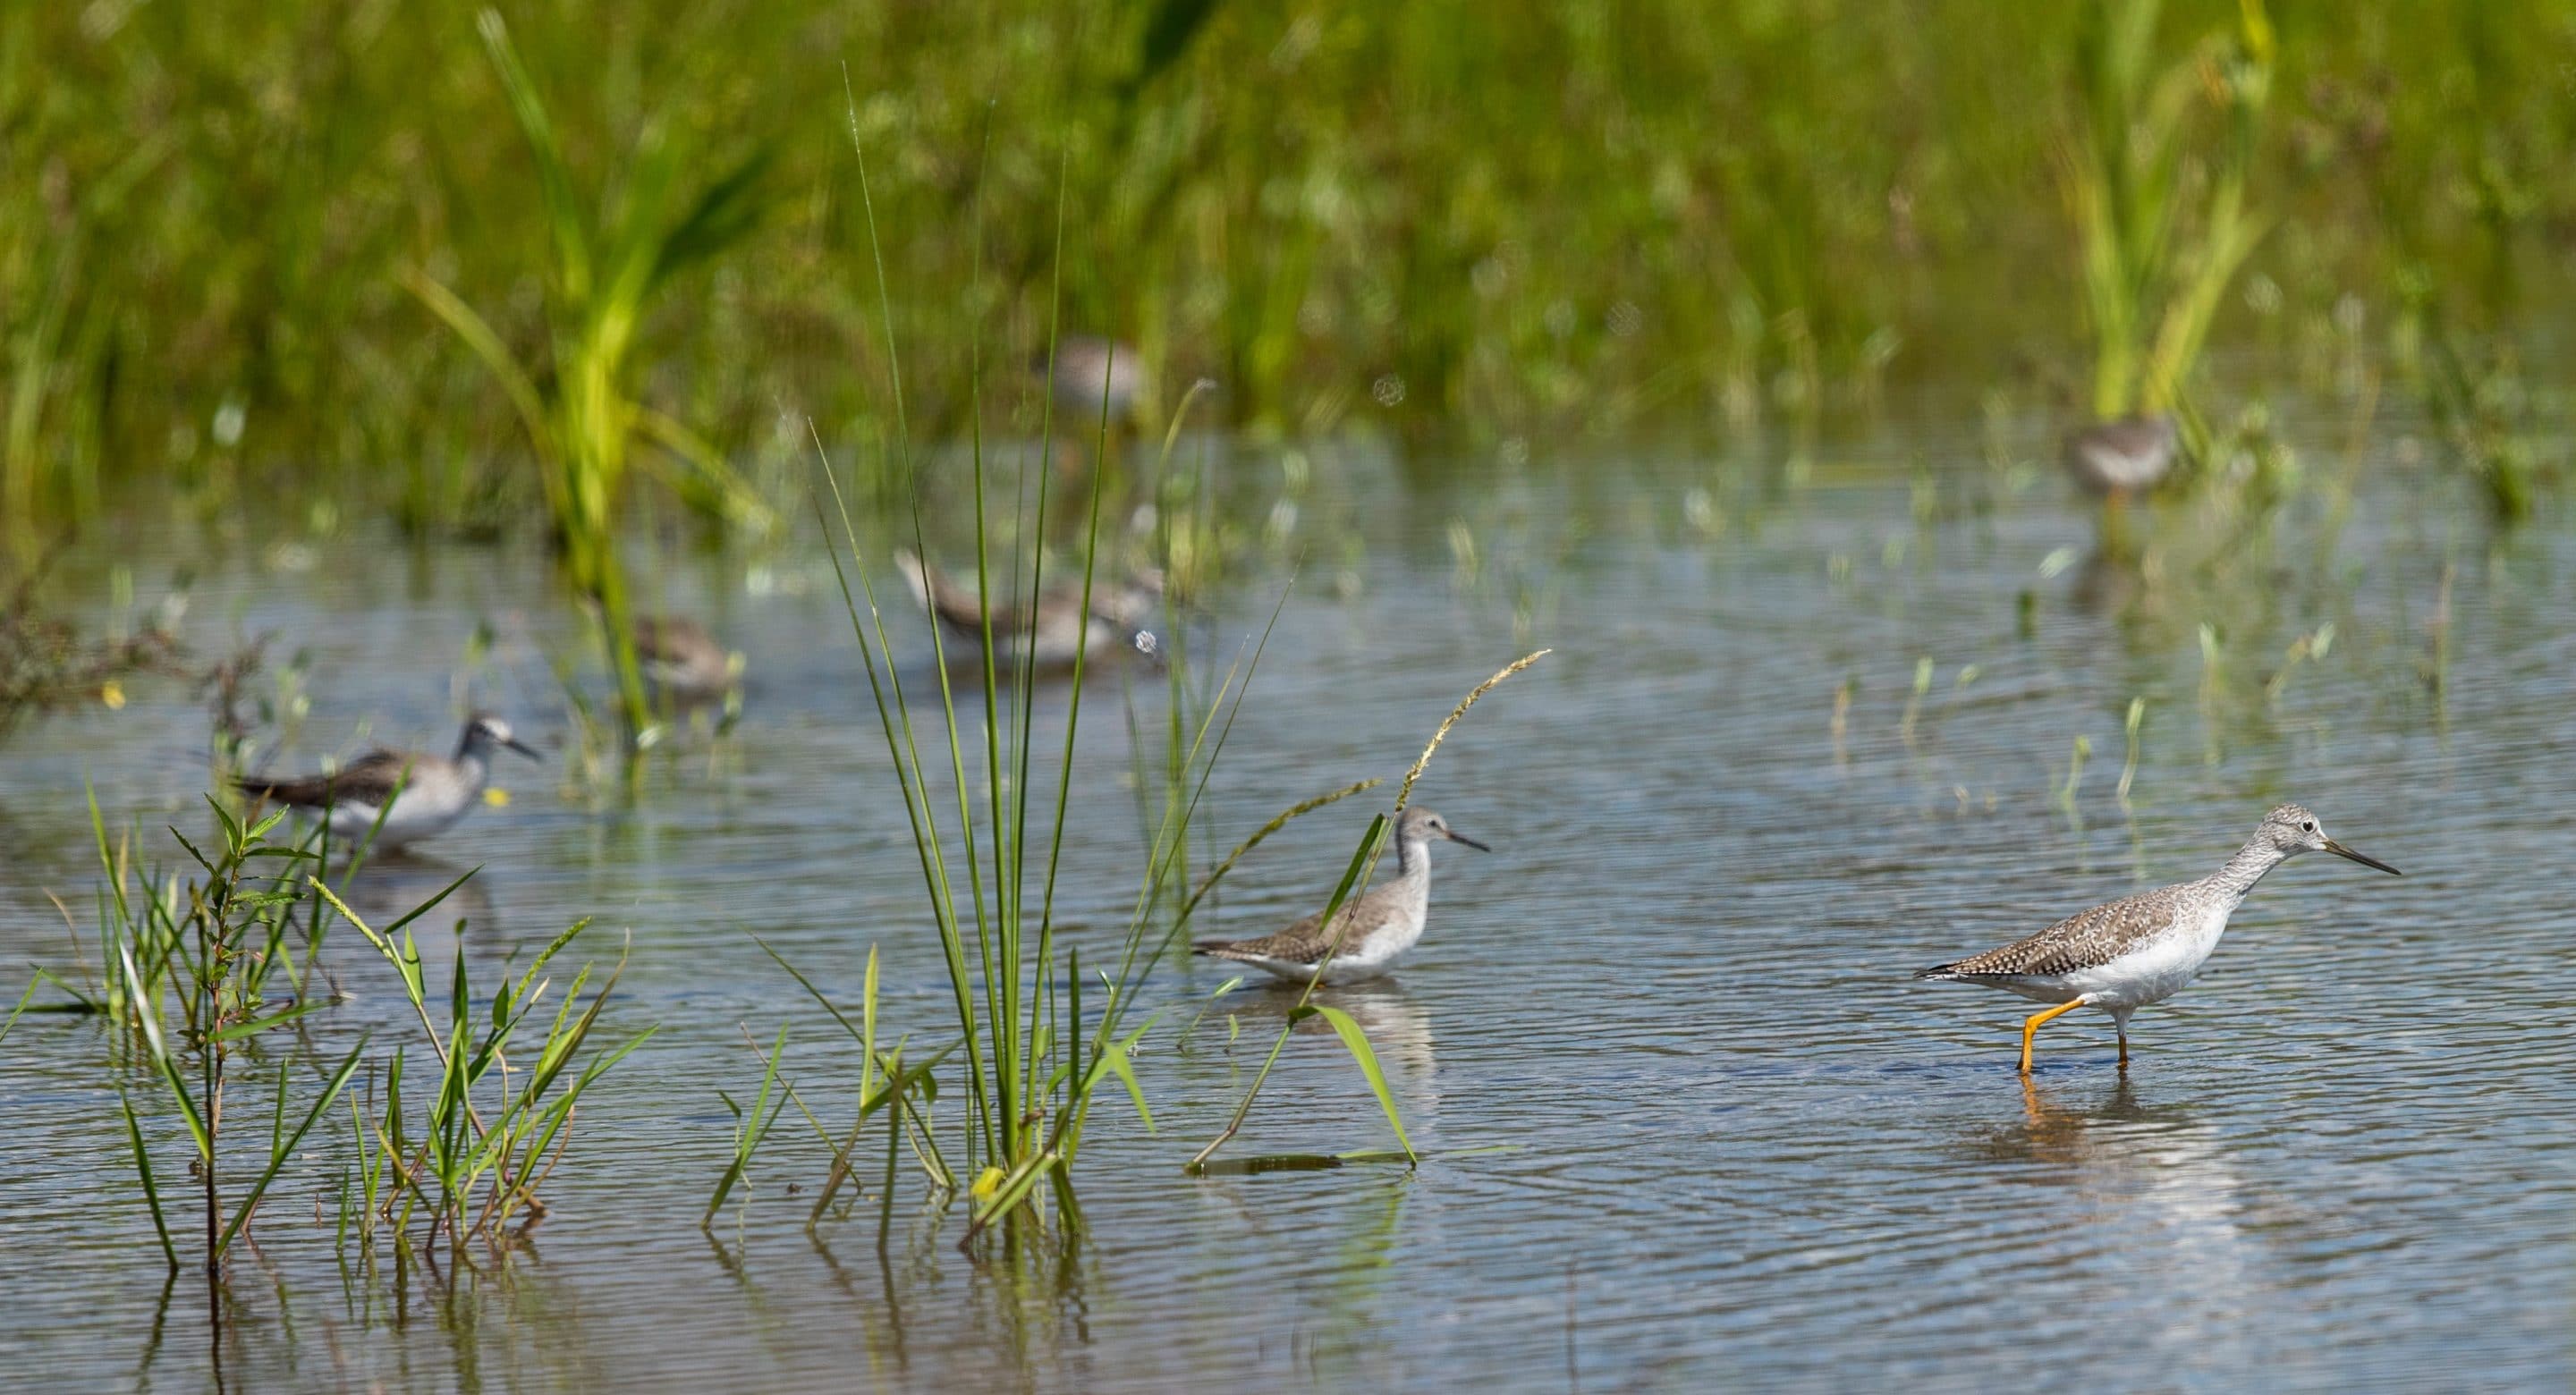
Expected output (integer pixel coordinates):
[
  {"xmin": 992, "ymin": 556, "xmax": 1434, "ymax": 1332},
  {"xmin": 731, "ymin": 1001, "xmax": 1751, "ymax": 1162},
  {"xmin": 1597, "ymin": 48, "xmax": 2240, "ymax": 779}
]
[{"xmin": 1297, "ymin": 1003, "xmax": 1417, "ymax": 1164}]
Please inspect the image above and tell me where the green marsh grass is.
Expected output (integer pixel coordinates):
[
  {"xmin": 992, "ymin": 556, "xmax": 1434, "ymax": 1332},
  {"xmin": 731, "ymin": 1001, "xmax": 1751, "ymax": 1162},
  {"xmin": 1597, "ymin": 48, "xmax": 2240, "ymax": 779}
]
[
  {"xmin": 406, "ymin": 10, "xmax": 770, "ymax": 746},
  {"xmin": 311, "ymin": 877, "xmax": 648, "ymax": 1256},
  {"xmin": 90, "ymin": 798, "xmax": 355, "ymax": 1273},
  {"xmin": 798, "ymin": 118, "xmax": 1430, "ymax": 1240},
  {"xmin": 750, "ymin": 941, "xmax": 959, "ymax": 1229},
  {"xmin": 57, "ymin": 771, "xmax": 645, "ymax": 1271},
  {"xmin": 2067, "ymin": 0, "xmax": 2273, "ymax": 448},
  {"xmin": 18, "ymin": 2, "xmax": 2576, "ymax": 539}
]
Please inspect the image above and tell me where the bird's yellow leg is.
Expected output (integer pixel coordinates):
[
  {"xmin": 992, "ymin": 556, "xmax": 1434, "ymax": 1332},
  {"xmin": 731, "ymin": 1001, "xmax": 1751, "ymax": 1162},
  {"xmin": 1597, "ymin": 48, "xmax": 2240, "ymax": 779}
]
[{"xmin": 2019, "ymin": 1000, "xmax": 2088, "ymax": 1073}]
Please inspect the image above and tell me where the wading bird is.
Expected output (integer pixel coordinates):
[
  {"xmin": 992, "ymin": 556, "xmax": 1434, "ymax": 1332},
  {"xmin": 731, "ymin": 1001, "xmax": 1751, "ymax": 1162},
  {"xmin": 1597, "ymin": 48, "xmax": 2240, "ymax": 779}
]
[
  {"xmin": 235, "ymin": 713, "xmax": 540, "ymax": 850},
  {"xmin": 1193, "ymin": 807, "xmax": 1489, "ymax": 985},
  {"xmin": 2063, "ymin": 413, "xmax": 2180, "ymax": 500},
  {"xmin": 632, "ymin": 614, "xmax": 741, "ymax": 707},
  {"xmin": 894, "ymin": 550, "xmax": 1162, "ymax": 669},
  {"xmin": 1916, "ymin": 804, "xmax": 2399, "ymax": 1071}
]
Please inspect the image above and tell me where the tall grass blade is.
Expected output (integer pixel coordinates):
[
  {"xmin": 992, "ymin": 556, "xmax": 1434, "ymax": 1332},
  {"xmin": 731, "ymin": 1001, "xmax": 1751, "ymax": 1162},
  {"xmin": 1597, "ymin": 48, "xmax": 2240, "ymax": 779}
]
[
  {"xmin": 705, "ymin": 1024, "xmax": 792, "ymax": 1222},
  {"xmin": 117, "ymin": 1084, "xmax": 177, "ymax": 1270},
  {"xmin": 1292, "ymin": 1004, "xmax": 1416, "ymax": 1162},
  {"xmin": 214, "ymin": 1039, "xmax": 369, "ymax": 1257}
]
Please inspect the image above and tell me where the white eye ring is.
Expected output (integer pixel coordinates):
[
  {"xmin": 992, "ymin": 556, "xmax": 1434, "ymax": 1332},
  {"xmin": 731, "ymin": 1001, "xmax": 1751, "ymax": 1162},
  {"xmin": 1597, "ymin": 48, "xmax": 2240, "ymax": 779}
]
[{"xmin": 2301, "ymin": 821, "xmax": 2316, "ymax": 833}]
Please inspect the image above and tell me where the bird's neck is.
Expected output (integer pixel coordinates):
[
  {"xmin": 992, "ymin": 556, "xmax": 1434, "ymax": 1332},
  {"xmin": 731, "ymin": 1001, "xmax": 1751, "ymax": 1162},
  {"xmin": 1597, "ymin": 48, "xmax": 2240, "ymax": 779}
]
[
  {"xmin": 1392, "ymin": 832, "xmax": 1434, "ymax": 881},
  {"xmin": 452, "ymin": 738, "xmax": 492, "ymax": 786},
  {"xmin": 2211, "ymin": 839, "xmax": 2289, "ymax": 899}
]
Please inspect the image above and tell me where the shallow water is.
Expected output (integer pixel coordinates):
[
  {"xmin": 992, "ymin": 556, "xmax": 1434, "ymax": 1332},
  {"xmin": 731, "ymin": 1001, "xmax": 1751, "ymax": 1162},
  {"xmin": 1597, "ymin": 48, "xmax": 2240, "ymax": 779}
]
[{"xmin": 4, "ymin": 419, "xmax": 2572, "ymax": 1391}]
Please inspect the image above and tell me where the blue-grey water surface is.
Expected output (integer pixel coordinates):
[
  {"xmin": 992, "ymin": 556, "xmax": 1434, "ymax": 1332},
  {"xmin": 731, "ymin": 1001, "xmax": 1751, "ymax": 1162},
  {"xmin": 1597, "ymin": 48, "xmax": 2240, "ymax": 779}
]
[{"xmin": 2, "ymin": 417, "xmax": 2571, "ymax": 1391}]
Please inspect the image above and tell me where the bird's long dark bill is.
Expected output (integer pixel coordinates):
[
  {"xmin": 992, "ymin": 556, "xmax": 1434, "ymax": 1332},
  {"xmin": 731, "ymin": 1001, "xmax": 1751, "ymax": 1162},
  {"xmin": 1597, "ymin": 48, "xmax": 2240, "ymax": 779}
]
[
  {"xmin": 2324, "ymin": 839, "xmax": 2401, "ymax": 875},
  {"xmin": 1446, "ymin": 832, "xmax": 1492, "ymax": 851},
  {"xmin": 505, "ymin": 739, "xmax": 543, "ymax": 760}
]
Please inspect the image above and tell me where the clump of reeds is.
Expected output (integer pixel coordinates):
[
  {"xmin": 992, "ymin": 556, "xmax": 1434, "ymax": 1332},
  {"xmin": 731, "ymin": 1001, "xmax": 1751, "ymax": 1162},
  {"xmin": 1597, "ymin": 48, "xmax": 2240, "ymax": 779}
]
[
  {"xmin": 2064, "ymin": 0, "xmax": 2273, "ymax": 452},
  {"xmin": 97, "ymin": 799, "xmax": 356, "ymax": 1272},
  {"xmin": 311, "ymin": 879, "xmax": 648, "ymax": 1257},
  {"xmin": 406, "ymin": 9, "xmax": 771, "ymax": 746},
  {"xmin": 791, "ymin": 120, "xmax": 1412, "ymax": 1245},
  {"xmin": 41, "ymin": 779, "xmax": 642, "ymax": 1274}
]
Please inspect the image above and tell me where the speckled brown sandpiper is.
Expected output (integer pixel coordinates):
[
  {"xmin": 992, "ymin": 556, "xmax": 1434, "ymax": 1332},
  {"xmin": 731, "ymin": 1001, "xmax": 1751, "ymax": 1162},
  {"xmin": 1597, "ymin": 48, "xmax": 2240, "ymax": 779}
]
[
  {"xmin": 1192, "ymin": 807, "xmax": 1488, "ymax": 985},
  {"xmin": 1916, "ymin": 804, "xmax": 2400, "ymax": 1071},
  {"xmin": 235, "ymin": 714, "xmax": 539, "ymax": 850},
  {"xmin": 894, "ymin": 550, "xmax": 1162, "ymax": 668}
]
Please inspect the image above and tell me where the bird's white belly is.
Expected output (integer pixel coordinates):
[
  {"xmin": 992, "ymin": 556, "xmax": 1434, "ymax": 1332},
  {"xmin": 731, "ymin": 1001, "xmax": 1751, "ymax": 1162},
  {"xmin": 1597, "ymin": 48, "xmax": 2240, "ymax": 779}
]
[
  {"xmin": 2067, "ymin": 901, "xmax": 2234, "ymax": 1009},
  {"xmin": 1234, "ymin": 953, "xmax": 1397, "ymax": 986},
  {"xmin": 1241, "ymin": 917, "xmax": 1427, "ymax": 985},
  {"xmin": 330, "ymin": 794, "xmax": 466, "ymax": 847}
]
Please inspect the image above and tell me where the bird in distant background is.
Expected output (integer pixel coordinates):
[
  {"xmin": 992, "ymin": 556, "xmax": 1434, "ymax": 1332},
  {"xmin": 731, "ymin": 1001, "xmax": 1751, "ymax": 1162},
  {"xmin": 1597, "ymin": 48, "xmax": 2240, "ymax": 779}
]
[
  {"xmin": 632, "ymin": 614, "xmax": 741, "ymax": 708},
  {"xmin": 2063, "ymin": 413, "xmax": 2179, "ymax": 500},
  {"xmin": 1039, "ymin": 334, "xmax": 1146, "ymax": 426},
  {"xmin": 894, "ymin": 550, "xmax": 1162, "ymax": 669}
]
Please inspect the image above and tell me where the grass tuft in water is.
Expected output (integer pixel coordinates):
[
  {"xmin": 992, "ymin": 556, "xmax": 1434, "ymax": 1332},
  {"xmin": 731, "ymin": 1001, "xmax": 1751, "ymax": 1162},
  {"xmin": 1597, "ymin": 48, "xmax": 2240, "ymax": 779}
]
[
  {"xmin": 95, "ymin": 797, "xmax": 347, "ymax": 1273},
  {"xmin": 803, "ymin": 117, "xmax": 1288, "ymax": 1247},
  {"xmin": 405, "ymin": 9, "xmax": 771, "ymax": 747},
  {"xmin": 2065, "ymin": 0, "xmax": 2272, "ymax": 452},
  {"xmin": 310, "ymin": 878, "xmax": 649, "ymax": 1257}
]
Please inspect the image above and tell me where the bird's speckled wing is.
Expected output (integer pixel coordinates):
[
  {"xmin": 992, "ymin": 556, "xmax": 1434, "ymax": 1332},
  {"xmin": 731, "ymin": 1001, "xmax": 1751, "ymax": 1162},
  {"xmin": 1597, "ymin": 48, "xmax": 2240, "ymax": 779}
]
[
  {"xmin": 1930, "ymin": 883, "xmax": 2191, "ymax": 978},
  {"xmin": 1196, "ymin": 890, "xmax": 1396, "ymax": 965},
  {"xmin": 239, "ymin": 748, "xmax": 417, "ymax": 809},
  {"xmin": 893, "ymin": 553, "xmax": 1036, "ymax": 635}
]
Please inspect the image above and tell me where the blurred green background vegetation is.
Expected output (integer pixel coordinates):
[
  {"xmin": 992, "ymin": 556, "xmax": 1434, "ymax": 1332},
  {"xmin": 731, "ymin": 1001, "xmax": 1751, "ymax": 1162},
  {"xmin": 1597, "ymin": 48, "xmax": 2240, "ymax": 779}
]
[{"xmin": 4, "ymin": 0, "xmax": 2572, "ymax": 540}]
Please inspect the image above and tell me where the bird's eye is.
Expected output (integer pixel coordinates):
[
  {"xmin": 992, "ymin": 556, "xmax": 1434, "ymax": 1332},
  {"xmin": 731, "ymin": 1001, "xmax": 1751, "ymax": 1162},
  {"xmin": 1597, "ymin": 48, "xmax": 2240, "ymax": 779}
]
[{"xmin": 2301, "ymin": 821, "xmax": 2316, "ymax": 833}]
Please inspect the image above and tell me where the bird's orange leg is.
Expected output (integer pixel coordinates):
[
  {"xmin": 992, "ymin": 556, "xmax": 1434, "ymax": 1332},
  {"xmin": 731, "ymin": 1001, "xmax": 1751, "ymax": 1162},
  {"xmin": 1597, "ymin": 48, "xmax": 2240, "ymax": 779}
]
[{"xmin": 2019, "ymin": 999, "xmax": 2088, "ymax": 1073}]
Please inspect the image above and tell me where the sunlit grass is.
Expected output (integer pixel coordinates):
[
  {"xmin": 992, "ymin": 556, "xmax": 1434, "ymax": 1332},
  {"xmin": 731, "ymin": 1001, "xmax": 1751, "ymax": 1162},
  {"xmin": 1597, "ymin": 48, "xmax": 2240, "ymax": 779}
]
[
  {"xmin": 405, "ymin": 10, "xmax": 770, "ymax": 745},
  {"xmin": 2065, "ymin": 0, "xmax": 2273, "ymax": 449},
  {"xmin": 8, "ymin": 1, "xmax": 2576, "ymax": 541}
]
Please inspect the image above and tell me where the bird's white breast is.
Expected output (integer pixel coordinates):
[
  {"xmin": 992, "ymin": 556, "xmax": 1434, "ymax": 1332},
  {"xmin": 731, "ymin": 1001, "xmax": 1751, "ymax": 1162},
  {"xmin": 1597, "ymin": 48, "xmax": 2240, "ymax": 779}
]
[
  {"xmin": 2069, "ymin": 895, "xmax": 2237, "ymax": 1008},
  {"xmin": 335, "ymin": 764, "xmax": 482, "ymax": 847}
]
